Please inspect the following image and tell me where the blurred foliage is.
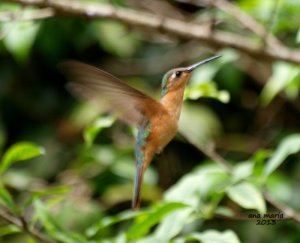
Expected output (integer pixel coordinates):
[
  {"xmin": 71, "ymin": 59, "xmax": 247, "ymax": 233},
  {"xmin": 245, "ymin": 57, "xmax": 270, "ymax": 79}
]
[{"xmin": 0, "ymin": 0, "xmax": 300, "ymax": 242}]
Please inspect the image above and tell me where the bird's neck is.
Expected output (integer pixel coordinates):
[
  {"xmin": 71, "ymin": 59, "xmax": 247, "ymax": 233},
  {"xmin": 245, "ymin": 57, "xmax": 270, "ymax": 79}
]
[{"xmin": 160, "ymin": 87, "xmax": 185, "ymax": 120}]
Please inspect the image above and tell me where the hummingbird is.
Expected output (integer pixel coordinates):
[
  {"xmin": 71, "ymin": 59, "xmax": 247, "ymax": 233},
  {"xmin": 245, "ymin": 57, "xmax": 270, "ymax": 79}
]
[{"xmin": 62, "ymin": 55, "xmax": 221, "ymax": 210}]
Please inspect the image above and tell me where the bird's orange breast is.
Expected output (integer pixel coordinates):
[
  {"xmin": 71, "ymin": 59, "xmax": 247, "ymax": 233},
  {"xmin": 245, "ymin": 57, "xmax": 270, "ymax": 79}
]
[{"xmin": 148, "ymin": 111, "xmax": 178, "ymax": 154}]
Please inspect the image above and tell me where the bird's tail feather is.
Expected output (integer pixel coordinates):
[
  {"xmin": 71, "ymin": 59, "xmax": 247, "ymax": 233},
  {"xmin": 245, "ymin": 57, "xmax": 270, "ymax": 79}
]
[{"xmin": 132, "ymin": 164, "xmax": 144, "ymax": 210}]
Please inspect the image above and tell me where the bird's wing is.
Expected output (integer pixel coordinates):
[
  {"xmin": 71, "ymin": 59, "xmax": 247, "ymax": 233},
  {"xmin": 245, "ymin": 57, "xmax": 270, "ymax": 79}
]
[{"xmin": 61, "ymin": 61, "xmax": 163, "ymax": 126}]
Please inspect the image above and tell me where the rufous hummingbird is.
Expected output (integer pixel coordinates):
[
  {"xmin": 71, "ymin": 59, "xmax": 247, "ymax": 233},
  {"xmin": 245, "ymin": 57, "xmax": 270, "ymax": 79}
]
[{"xmin": 62, "ymin": 55, "xmax": 221, "ymax": 210}]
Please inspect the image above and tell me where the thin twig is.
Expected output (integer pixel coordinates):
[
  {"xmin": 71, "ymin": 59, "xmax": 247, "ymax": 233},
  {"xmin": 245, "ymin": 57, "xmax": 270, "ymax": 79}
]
[
  {"xmin": 178, "ymin": 0, "xmax": 281, "ymax": 47},
  {"xmin": 208, "ymin": 0, "xmax": 281, "ymax": 47},
  {"xmin": 179, "ymin": 132, "xmax": 233, "ymax": 173},
  {"xmin": 3, "ymin": 0, "xmax": 300, "ymax": 64},
  {"xmin": 202, "ymin": 142, "xmax": 233, "ymax": 172},
  {"xmin": 0, "ymin": 205, "xmax": 55, "ymax": 243},
  {"xmin": 0, "ymin": 8, "xmax": 54, "ymax": 22},
  {"xmin": 264, "ymin": 192, "xmax": 300, "ymax": 223}
]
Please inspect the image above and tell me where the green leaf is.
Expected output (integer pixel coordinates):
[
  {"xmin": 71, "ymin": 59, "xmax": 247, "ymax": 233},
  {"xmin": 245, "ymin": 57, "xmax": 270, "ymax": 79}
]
[
  {"xmin": 165, "ymin": 165, "xmax": 229, "ymax": 204},
  {"xmin": 151, "ymin": 206, "xmax": 194, "ymax": 243},
  {"xmin": 23, "ymin": 185, "xmax": 70, "ymax": 208},
  {"xmin": 260, "ymin": 62, "xmax": 300, "ymax": 106},
  {"xmin": 86, "ymin": 210, "xmax": 142, "ymax": 237},
  {"xmin": 227, "ymin": 181, "xmax": 266, "ymax": 214},
  {"xmin": 83, "ymin": 116, "xmax": 115, "ymax": 148},
  {"xmin": 3, "ymin": 21, "xmax": 40, "ymax": 63},
  {"xmin": 33, "ymin": 185, "xmax": 70, "ymax": 197},
  {"xmin": 127, "ymin": 202, "xmax": 188, "ymax": 239},
  {"xmin": 252, "ymin": 150, "xmax": 272, "ymax": 179},
  {"xmin": 177, "ymin": 230, "xmax": 240, "ymax": 243},
  {"xmin": 179, "ymin": 103, "xmax": 222, "ymax": 147},
  {"xmin": 232, "ymin": 161, "xmax": 253, "ymax": 182},
  {"xmin": 34, "ymin": 200, "xmax": 88, "ymax": 243},
  {"xmin": 0, "ymin": 142, "xmax": 45, "ymax": 175},
  {"xmin": 264, "ymin": 134, "xmax": 300, "ymax": 177},
  {"xmin": 266, "ymin": 172, "xmax": 293, "ymax": 203},
  {"xmin": 0, "ymin": 186, "xmax": 16, "ymax": 212},
  {"xmin": 178, "ymin": 230, "xmax": 241, "ymax": 243},
  {"xmin": 184, "ymin": 82, "xmax": 230, "ymax": 103},
  {"xmin": 186, "ymin": 55, "xmax": 230, "ymax": 103},
  {"xmin": 149, "ymin": 165, "xmax": 229, "ymax": 241},
  {"xmin": 0, "ymin": 225, "xmax": 21, "ymax": 237},
  {"xmin": 214, "ymin": 206, "xmax": 235, "ymax": 218}
]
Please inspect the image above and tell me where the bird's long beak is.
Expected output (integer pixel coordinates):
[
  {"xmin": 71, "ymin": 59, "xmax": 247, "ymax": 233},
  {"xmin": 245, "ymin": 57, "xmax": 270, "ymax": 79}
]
[{"xmin": 186, "ymin": 55, "xmax": 221, "ymax": 72}]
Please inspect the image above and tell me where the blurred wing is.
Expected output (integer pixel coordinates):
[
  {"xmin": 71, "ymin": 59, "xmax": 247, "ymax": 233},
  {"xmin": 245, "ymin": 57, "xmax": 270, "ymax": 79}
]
[{"xmin": 61, "ymin": 61, "xmax": 162, "ymax": 126}]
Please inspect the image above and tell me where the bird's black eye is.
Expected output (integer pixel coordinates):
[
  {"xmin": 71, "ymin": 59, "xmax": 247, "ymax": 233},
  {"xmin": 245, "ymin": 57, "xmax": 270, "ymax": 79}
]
[{"xmin": 175, "ymin": 71, "xmax": 182, "ymax": 78}]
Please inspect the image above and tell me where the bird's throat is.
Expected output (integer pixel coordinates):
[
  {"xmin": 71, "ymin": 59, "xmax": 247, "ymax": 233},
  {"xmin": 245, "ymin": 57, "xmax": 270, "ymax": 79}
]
[{"xmin": 160, "ymin": 87, "xmax": 185, "ymax": 120}]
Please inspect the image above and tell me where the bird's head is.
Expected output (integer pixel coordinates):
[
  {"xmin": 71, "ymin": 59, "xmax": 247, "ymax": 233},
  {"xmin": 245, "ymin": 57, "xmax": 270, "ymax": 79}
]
[{"xmin": 161, "ymin": 55, "xmax": 221, "ymax": 98}]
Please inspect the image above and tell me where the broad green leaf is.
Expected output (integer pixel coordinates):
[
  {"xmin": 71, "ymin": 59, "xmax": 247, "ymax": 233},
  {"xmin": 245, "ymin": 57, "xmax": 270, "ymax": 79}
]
[
  {"xmin": 165, "ymin": 165, "xmax": 229, "ymax": 203},
  {"xmin": 3, "ymin": 21, "xmax": 40, "ymax": 63},
  {"xmin": 0, "ymin": 142, "xmax": 45, "ymax": 175},
  {"xmin": 3, "ymin": 170, "xmax": 38, "ymax": 190},
  {"xmin": 0, "ymin": 186, "xmax": 16, "ymax": 212},
  {"xmin": 83, "ymin": 116, "xmax": 115, "ymax": 148},
  {"xmin": 214, "ymin": 206, "xmax": 235, "ymax": 218},
  {"xmin": 149, "ymin": 206, "xmax": 194, "ymax": 243},
  {"xmin": 227, "ymin": 181, "xmax": 266, "ymax": 214},
  {"xmin": 264, "ymin": 134, "xmax": 300, "ymax": 177},
  {"xmin": 127, "ymin": 202, "xmax": 188, "ymax": 239},
  {"xmin": 232, "ymin": 161, "xmax": 253, "ymax": 182},
  {"xmin": 149, "ymin": 165, "xmax": 229, "ymax": 241},
  {"xmin": 260, "ymin": 62, "xmax": 300, "ymax": 106},
  {"xmin": 179, "ymin": 103, "xmax": 222, "ymax": 147},
  {"xmin": 86, "ymin": 210, "xmax": 142, "ymax": 237},
  {"xmin": 34, "ymin": 200, "xmax": 88, "ymax": 243},
  {"xmin": 0, "ymin": 225, "xmax": 21, "ymax": 236},
  {"xmin": 184, "ymin": 82, "xmax": 230, "ymax": 103},
  {"xmin": 176, "ymin": 229, "xmax": 241, "ymax": 243}
]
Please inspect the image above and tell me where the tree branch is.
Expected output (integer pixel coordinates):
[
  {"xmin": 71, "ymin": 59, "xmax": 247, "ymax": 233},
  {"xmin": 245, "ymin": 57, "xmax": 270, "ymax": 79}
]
[
  {"xmin": 0, "ymin": 205, "xmax": 55, "ymax": 243},
  {"xmin": 0, "ymin": 8, "xmax": 54, "ymax": 22},
  {"xmin": 3, "ymin": 0, "xmax": 300, "ymax": 64},
  {"xmin": 183, "ymin": 0, "xmax": 282, "ymax": 48},
  {"xmin": 182, "ymin": 134, "xmax": 233, "ymax": 173},
  {"xmin": 264, "ymin": 192, "xmax": 300, "ymax": 223}
]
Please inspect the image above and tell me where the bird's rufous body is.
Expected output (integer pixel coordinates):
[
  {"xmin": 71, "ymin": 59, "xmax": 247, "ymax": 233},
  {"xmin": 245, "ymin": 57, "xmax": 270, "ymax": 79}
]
[{"xmin": 62, "ymin": 55, "xmax": 221, "ymax": 210}]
